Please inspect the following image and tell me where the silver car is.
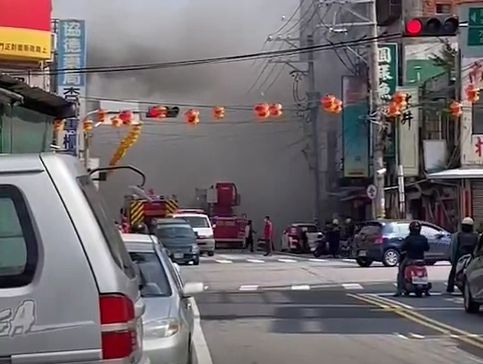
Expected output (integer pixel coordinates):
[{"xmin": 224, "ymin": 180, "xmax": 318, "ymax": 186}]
[
  {"xmin": 123, "ymin": 233, "xmax": 204, "ymax": 364},
  {"xmin": 0, "ymin": 153, "xmax": 149, "ymax": 363}
]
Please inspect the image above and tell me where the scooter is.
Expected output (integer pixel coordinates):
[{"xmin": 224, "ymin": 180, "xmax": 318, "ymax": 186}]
[
  {"xmin": 403, "ymin": 259, "xmax": 432, "ymax": 297},
  {"xmin": 455, "ymin": 253, "xmax": 473, "ymax": 293}
]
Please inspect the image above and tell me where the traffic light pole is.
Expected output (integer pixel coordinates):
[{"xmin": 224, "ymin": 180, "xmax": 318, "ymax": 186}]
[{"xmin": 367, "ymin": 0, "xmax": 385, "ymax": 219}]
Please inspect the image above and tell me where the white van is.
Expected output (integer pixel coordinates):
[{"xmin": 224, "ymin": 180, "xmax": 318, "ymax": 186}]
[{"xmin": 172, "ymin": 213, "xmax": 215, "ymax": 256}]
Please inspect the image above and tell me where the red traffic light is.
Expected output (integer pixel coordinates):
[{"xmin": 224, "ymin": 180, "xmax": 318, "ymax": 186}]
[{"xmin": 406, "ymin": 18, "xmax": 423, "ymax": 36}]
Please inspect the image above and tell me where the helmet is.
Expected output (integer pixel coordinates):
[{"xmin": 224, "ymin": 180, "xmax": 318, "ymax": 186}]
[
  {"xmin": 332, "ymin": 218, "xmax": 339, "ymax": 225},
  {"xmin": 409, "ymin": 220, "xmax": 421, "ymax": 234},
  {"xmin": 133, "ymin": 223, "xmax": 146, "ymax": 233},
  {"xmin": 462, "ymin": 217, "xmax": 474, "ymax": 226}
]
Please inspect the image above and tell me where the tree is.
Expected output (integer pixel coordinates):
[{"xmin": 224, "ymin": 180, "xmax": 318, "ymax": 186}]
[{"xmin": 429, "ymin": 39, "xmax": 457, "ymax": 74}]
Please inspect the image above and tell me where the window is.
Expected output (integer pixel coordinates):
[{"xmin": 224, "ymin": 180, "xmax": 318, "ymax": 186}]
[
  {"xmin": 179, "ymin": 216, "xmax": 210, "ymax": 228},
  {"xmin": 435, "ymin": 3, "xmax": 452, "ymax": 14},
  {"xmin": 421, "ymin": 225, "xmax": 441, "ymax": 237},
  {"xmin": 0, "ymin": 185, "xmax": 38, "ymax": 288},
  {"xmin": 155, "ymin": 225, "xmax": 196, "ymax": 239},
  {"xmin": 129, "ymin": 252, "xmax": 172, "ymax": 297},
  {"xmin": 162, "ymin": 254, "xmax": 184, "ymax": 293},
  {"xmin": 77, "ymin": 176, "xmax": 136, "ymax": 278},
  {"xmin": 397, "ymin": 223, "xmax": 410, "ymax": 237}
]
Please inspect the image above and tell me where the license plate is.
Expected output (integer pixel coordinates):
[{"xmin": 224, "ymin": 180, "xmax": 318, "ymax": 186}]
[
  {"xmin": 174, "ymin": 253, "xmax": 184, "ymax": 259},
  {"xmin": 358, "ymin": 250, "xmax": 367, "ymax": 257},
  {"xmin": 412, "ymin": 277, "xmax": 428, "ymax": 284}
]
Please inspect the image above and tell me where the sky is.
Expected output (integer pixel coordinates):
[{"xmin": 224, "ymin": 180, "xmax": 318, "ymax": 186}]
[{"xmin": 52, "ymin": 0, "xmax": 342, "ymax": 235}]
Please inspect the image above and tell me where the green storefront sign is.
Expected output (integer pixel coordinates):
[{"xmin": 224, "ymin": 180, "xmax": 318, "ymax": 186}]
[
  {"xmin": 378, "ymin": 43, "xmax": 398, "ymax": 157},
  {"xmin": 468, "ymin": 8, "xmax": 483, "ymax": 46}
]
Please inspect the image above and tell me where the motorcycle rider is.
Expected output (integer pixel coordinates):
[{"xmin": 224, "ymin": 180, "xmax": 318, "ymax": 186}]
[
  {"xmin": 446, "ymin": 217, "xmax": 479, "ymax": 294},
  {"xmin": 394, "ymin": 220, "xmax": 430, "ymax": 297}
]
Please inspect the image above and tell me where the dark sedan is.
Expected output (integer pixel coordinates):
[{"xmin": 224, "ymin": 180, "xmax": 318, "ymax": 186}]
[
  {"xmin": 154, "ymin": 223, "xmax": 200, "ymax": 265},
  {"xmin": 352, "ymin": 219, "xmax": 452, "ymax": 267}
]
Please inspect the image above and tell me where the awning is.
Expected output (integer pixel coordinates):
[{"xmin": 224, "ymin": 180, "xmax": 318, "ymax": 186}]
[
  {"xmin": 0, "ymin": 73, "xmax": 76, "ymax": 118},
  {"xmin": 427, "ymin": 168, "xmax": 483, "ymax": 179}
]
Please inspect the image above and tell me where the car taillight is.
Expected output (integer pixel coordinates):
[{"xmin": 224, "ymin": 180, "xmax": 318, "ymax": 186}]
[
  {"xmin": 99, "ymin": 294, "xmax": 137, "ymax": 360},
  {"xmin": 374, "ymin": 236, "xmax": 383, "ymax": 245}
]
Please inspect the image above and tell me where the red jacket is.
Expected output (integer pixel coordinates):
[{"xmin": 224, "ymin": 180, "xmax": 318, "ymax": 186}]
[{"xmin": 264, "ymin": 221, "xmax": 273, "ymax": 240}]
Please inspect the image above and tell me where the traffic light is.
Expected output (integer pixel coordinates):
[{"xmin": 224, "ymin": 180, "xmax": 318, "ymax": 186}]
[
  {"xmin": 146, "ymin": 106, "xmax": 180, "ymax": 119},
  {"xmin": 403, "ymin": 16, "xmax": 459, "ymax": 37}
]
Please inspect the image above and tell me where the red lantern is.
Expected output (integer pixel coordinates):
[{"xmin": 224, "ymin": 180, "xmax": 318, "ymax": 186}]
[
  {"xmin": 330, "ymin": 99, "xmax": 343, "ymax": 114},
  {"xmin": 449, "ymin": 101, "xmax": 462, "ymax": 118},
  {"xmin": 466, "ymin": 84, "xmax": 480, "ymax": 103},
  {"xmin": 83, "ymin": 120, "xmax": 94, "ymax": 133},
  {"xmin": 254, "ymin": 103, "xmax": 270, "ymax": 119},
  {"xmin": 392, "ymin": 92, "xmax": 409, "ymax": 108},
  {"xmin": 147, "ymin": 106, "xmax": 168, "ymax": 119},
  {"xmin": 269, "ymin": 103, "xmax": 283, "ymax": 117},
  {"xmin": 213, "ymin": 106, "xmax": 225, "ymax": 120},
  {"xmin": 185, "ymin": 109, "xmax": 200, "ymax": 125},
  {"xmin": 53, "ymin": 119, "xmax": 65, "ymax": 132},
  {"xmin": 119, "ymin": 110, "xmax": 134, "ymax": 125},
  {"xmin": 98, "ymin": 109, "xmax": 108, "ymax": 123},
  {"xmin": 321, "ymin": 95, "xmax": 336, "ymax": 111},
  {"xmin": 387, "ymin": 101, "xmax": 401, "ymax": 118}
]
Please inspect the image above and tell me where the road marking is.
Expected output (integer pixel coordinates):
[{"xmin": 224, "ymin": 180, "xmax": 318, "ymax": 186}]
[
  {"xmin": 342, "ymin": 283, "xmax": 364, "ymax": 290},
  {"xmin": 409, "ymin": 333, "xmax": 425, "ymax": 339},
  {"xmin": 215, "ymin": 259, "xmax": 233, "ymax": 264},
  {"xmin": 368, "ymin": 294, "xmax": 414, "ymax": 309},
  {"xmin": 342, "ymin": 259, "xmax": 354, "ymax": 263},
  {"xmin": 189, "ymin": 297, "xmax": 213, "ymax": 364},
  {"xmin": 246, "ymin": 259, "xmax": 265, "ymax": 263},
  {"xmin": 309, "ymin": 258, "xmax": 327, "ymax": 262},
  {"xmin": 278, "ymin": 258, "xmax": 297, "ymax": 263},
  {"xmin": 394, "ymin": 332, "xmax": 409, "ymax": 340},
  {"xmin": 239, "ymin": 285, "xmax": 259, "ymax": 291},
  {"xmin": 291, "ymin": 285, "xmax": 311, "ymax": 290},
  {"xmin": 352, "ymin": 293, "xmax": 483, "ymax": 349}
]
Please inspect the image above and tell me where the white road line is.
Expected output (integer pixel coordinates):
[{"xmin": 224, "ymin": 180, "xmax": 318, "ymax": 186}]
[
  {"xmin": 368, "ymin": 294, "xmax": 414, "ymax": 309},
  {"xmin": 215, "ymin": 259, "xmax": 233, "ymax": 264},
  {"xmin": 309, "ymin": 258, "xmax": 327, "ymax": 262},
  {"xmin": 395, "ymin": 333, "xmax": 409, "ymax": 340},
  {"xmin": 246, "ymin": 259, "xmax": 265, "ymax": 263},
  {"xmin": 291, "ymin": 285, "xmax": 311, "ymax": 290},
  {"xmin": 189, "ymin": 297, "xmax": 213, "ymax": 364},
  {"xmin": 409, "ymin": 333, "xmax": 425, "ymax": 339},
  {"xmin": 278, "ymin": 258, "xmax": 297, "ymax": 263},
  {"xmin": 342, "ymin": 283, "xmax": 364, "ymax": 290},
  {"xmin": 239, "ymin": 285, "xmax": 259, "ymax": 291},
  {"xmin": 342, "ymin": 259, "xmax": 355, "ymax": 263}
]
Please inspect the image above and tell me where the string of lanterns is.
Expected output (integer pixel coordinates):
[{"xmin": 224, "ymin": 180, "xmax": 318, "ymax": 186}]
[
  {"xmin": 320, "ymin": 95, "xmax": 343, "ymax": 114},
  {"xmin": 109, "ymin": 124, "xmax": 143, "ymax": 167}
]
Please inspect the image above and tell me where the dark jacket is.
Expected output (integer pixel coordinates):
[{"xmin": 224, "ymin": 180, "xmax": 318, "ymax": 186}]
[
  {"xmin": 401, "ymin": 233, "xmax": 430, "ymax": 260},
  {"xmin": 450, "ymin": 231, "xmax": 479, "ymax": 263}
]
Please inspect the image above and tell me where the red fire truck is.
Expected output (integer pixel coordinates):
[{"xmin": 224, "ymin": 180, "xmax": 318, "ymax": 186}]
[{"xmin": 204, "ymin": 182, "xmax": 247, "ymax": 249}]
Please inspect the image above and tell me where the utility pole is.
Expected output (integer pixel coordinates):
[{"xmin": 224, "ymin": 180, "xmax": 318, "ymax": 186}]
[
  {"xmin": 307, "ymin": 33, "xmax": 322, "ymax": 226},
  {"xmin": 367, "ymin": 0, "xmax": 384, "ymax": 219}
]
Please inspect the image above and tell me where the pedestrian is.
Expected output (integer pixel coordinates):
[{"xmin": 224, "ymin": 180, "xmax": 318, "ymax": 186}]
[
  {"xmin": 263, "ymin": 216, "xmax": 273, "ymax": 256},
  {"xmin": 446, "ymin": 217, "xmax": 479, "ymax": 294},
  {"xmin": 245, "ymin": 220, "xmax": 255, "ymax": 252},
  {"xmin": 327, "ymin": 219, "xmax": 341, "ymax": 258}
]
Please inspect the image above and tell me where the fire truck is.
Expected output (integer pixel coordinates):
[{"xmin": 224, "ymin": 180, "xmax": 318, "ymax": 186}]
[{"xmin": 195, "ymin": 182, "xmax": 247, "ymax": 248}]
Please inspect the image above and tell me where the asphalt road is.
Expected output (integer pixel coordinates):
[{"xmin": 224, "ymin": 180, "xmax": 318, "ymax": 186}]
[{"xmin": 182, "ymin": 251, "xmax": 483, "ymax": 364}]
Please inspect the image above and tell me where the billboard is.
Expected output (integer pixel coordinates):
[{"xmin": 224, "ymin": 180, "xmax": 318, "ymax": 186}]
[
  {"xmin": 342, "ymin": 76, "xmax": 369, "ymax": 178},
  {"xmin": 396, "ymin": 86, "xmax": 419, "ymax": 177},
  {"xmin": 0, "ymin": 0, "xmax": 52, "ymax": 62},
  {"xmin": 57, "ymin": 19, "xmax": 87, "ymax": 156}
]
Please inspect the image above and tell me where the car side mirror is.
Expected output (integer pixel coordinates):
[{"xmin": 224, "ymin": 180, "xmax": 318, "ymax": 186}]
[{"xmin": 182, "ymin": 282, "xmax": 204, "ymax": 298}]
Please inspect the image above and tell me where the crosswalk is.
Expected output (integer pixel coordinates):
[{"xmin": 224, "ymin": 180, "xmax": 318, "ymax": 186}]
[{"xmin": 198, "ymin": 253, "xmax": 353, "ymax": 266}]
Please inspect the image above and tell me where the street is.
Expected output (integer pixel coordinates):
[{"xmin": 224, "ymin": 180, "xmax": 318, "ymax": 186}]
[{"xmin": 182, "ymin": 251, "xmax": 483, "ymax": 364}]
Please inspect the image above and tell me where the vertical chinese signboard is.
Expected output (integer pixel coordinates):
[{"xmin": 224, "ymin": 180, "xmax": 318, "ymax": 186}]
[
  {"xmin": 342, "ymin": 76, "xmax": 369, "ymax": 177},
  {"xmin": 56, "ymin": 19, "xmax": 86, "ymax": 156},
  {"xmin": 378, "ymin": 43, "xmax": 398, "ymax": 158}
]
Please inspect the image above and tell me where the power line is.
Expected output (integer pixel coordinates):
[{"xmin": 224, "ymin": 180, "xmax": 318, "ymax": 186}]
[{"xmin": 14, "ymin": 32, "xmax": 401, "ymax": 77}]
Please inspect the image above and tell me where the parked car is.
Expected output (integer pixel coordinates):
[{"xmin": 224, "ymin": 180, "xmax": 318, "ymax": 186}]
[
  {"xmin": 150, "ymin": 218, "xmax": 189, "ymax": 233},
  {"xmin": 464, "ymin": 238, "xmax": 483, "ymax": 313},
  {"xmin": 151, "ymin": 222, "xmax": 200, "ymax": 265},
  {"xmin": 172, "ymin": 212, "xmax": 215, "ymax": 256},
  {"xmin": 280, "ymin": 223, "xmax": 320, "ymax": 252},
  {"xmin": 352, "ymin": 219, "xmax": 452, "ymax": 267},
  {"xmin": 123, "ymin": 233, "xmax": 204, "ymax": 364},
  {"xmin": 0, "ymin": 153, "xmax": 149, "ymax": 363}
]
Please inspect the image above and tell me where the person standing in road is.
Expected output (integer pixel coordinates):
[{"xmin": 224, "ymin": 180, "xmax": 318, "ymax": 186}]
[
  {"xmin": 327, "ymin": 219, "xmax": 341, "ymax": 258},
  {"xmin": 446, "ymin": 217, "xmax": 479, "ymax": 294},
  {"xmin": 245, "ymin": 220, "xmax": 255, "ymax": 253},
  {"xmin": 263, "ymin": 216, "xmax": 273, "ymax": 256}
]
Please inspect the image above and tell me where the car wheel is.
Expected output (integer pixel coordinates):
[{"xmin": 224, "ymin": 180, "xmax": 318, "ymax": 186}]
[
  {"xmin": 383, "ymin": 248, "xmax": 400, "ymax": 267},
  {"xmin": 356, "ymin": 258, "xmax": 373, "ymax": 267},
  {"xmin": 464, "ymin": 282, "xmax": 480, "ymax": 314},
  {"xmin": 208, "ymin": 251, "xmax": 215, "ymax": 257},
  {"xmin": 193, "ymin": 256, "xmax": 200, "ymax": 265}
]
